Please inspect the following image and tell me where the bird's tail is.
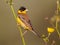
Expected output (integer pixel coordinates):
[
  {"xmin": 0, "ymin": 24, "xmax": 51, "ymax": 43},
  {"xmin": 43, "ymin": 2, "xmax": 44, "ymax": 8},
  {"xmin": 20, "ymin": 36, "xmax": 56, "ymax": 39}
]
[{"xmin": 29, "ymin": 29, "xmax": 41, "ymax": 38}]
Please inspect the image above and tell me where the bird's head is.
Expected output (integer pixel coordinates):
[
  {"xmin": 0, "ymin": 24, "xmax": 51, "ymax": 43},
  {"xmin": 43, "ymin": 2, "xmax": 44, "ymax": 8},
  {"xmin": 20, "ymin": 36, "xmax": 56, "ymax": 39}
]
[{"xmin": 18, "ymin": 6, "xmax": 28, "ymax": 14}]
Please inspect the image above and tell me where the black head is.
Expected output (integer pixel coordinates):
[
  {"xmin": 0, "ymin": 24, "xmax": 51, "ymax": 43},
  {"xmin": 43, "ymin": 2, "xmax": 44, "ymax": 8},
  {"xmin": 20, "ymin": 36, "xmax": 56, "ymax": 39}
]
[{"xmin": 19, "ymin": 6, "xmax": 26, "ymax": 12}]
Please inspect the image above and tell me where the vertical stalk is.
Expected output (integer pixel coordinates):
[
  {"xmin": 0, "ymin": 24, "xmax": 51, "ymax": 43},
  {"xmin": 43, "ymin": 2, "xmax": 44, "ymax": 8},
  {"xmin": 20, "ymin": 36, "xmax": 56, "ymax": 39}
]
[
  {"xmin": 56, "ymin": 16, "xmax": 60, "ymax": 36},
  {"xmin": 5, "ymin": 0, "xmax": 26, "ymax": 45},
  {"xmin": 56, "ymin": 0, "xmax": 60, "ymax": 37},
  {"xmin": 10, "ymin": 5, "xmax": 26, "ymax": 45}
]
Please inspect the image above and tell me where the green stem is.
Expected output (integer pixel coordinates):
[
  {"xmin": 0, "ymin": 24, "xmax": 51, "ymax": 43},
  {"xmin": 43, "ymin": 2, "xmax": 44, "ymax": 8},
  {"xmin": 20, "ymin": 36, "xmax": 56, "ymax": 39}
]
[
  {"xmin": 47, "ymin": 33, "xmax": 51, "ymax": 39},
  {"xmin": 10, "ymin": 4, "xmax": 26, "ymax": 45},
  {"xmin": 18, "ymin": 27, "xmax": 26, "ymax": 45},
  {"xmin": 56, "ymin": 17, "xmax": 60, "ymax": 37},
  {"xmin": 56, "ymin": 0, "xmax": 60, "ymax": 38}
]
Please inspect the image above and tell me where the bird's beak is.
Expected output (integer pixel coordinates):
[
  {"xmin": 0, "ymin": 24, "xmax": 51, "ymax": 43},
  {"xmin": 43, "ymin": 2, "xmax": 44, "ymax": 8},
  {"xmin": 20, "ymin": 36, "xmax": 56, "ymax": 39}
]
[{"xmin": 26, "ymin": 9, "xmax": 28, "ymax": 11}]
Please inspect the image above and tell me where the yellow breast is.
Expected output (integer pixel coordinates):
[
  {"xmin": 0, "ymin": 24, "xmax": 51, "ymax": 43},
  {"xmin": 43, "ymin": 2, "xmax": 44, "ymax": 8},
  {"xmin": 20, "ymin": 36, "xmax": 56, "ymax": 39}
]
[{"xmin": 17, "ymin": 17, "xmax": 29, "ymax": 30}]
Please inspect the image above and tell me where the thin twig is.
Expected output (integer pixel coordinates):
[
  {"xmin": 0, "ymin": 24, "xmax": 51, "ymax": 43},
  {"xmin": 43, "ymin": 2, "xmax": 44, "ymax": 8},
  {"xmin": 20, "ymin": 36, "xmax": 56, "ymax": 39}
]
[{"xmin": 6, "ymin": 0, "xmax": 26, "ymax": 45}]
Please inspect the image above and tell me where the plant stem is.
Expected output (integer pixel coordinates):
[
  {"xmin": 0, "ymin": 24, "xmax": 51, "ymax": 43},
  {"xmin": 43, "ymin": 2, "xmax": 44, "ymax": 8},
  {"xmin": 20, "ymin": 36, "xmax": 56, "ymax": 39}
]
[
  {"xmin": 56, "ymin": 0, "xmax": 60, "ymax": 38},
  {"xmin": 10, "ymin": 3, "xmax": 26, "ymax": 45},
  {"xmin": 56, "ymin": 17, "xmax": 60, "ymax": 35},
  {"xmin": 18, "ymin": 27, "xmax": 26, "ymax": 45}
]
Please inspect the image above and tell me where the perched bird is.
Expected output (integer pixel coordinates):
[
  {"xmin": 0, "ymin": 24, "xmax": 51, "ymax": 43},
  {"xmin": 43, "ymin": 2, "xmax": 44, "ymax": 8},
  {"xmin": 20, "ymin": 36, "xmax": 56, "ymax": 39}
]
[{"xmin": 17, "ymin": 6, "xmax": 40, "ymax": 37}]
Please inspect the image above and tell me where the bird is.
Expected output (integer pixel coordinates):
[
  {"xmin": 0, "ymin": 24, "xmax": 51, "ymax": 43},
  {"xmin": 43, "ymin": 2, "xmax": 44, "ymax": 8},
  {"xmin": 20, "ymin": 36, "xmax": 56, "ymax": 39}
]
[{"xmin": 17, "ymin": 6, "xmax": 40, "ymax": 37}]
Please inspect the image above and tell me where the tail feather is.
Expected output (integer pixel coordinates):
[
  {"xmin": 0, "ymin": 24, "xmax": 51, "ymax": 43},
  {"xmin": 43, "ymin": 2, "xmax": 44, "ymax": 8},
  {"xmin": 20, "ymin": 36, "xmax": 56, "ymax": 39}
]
[
  {"xmin": 30, "ymin": 30, "xmax": 37, "ymax": 36},
  {"xmin": 29, "ymin": 29, "xmax": 41, "ymax": 38}
]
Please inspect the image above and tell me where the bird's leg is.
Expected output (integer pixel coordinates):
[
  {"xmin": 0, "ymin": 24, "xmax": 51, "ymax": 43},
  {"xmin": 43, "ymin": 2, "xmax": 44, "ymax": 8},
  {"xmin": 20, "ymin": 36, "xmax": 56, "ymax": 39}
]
[{"xmin": 23, "ymin": 30, "xmax": 28, "ymax": 36}]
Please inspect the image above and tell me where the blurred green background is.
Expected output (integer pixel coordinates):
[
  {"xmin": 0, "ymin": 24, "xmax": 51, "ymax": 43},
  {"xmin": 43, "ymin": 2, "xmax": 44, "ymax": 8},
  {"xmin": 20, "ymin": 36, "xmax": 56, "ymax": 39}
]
[{"xmin": 0, "ymin": 0, "xmax": 60, "ymax": 45}]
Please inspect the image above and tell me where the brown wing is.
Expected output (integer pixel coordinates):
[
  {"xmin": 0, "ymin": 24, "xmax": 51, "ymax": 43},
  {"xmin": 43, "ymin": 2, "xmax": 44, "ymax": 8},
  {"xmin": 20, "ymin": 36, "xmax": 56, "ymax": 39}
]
[{"xmin": 18, "ymin": 14, "xmax": 33, "ymax": 30}]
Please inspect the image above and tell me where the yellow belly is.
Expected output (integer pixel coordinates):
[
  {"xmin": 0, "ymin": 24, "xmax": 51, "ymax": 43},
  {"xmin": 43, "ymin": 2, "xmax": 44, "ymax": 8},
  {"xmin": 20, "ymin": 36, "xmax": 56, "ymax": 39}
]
[{"xmin": 17, "ymin": 17, "xmax": 29, "ymax": 30}]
